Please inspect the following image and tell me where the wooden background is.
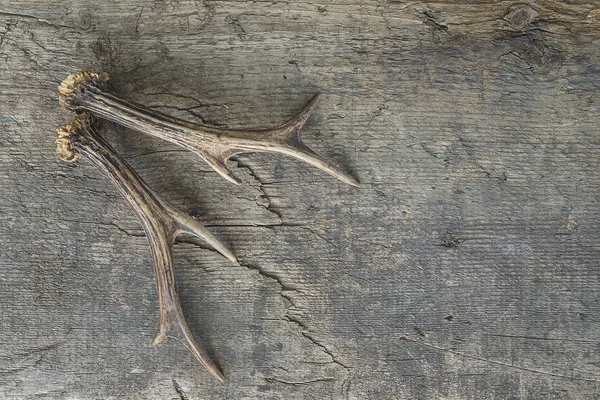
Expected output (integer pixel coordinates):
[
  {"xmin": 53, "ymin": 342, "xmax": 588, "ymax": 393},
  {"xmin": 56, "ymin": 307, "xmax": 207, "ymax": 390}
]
[{"xmin": 1, "ymin": 1, "xmax": 599, "ymax": 398}]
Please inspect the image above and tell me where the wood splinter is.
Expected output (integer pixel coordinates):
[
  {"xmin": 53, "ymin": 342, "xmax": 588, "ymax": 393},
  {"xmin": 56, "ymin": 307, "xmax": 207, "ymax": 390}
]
[
  {"xmin": 58, "ymin": 69, "xmax": 359, "ymax": 187},
  {"xmin": 56, "ymin": 113, "xmax": 235, "ymax": 381}
]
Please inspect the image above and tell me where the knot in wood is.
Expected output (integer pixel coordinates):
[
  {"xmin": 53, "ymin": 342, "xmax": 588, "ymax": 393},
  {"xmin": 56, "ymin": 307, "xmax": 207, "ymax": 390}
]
[{"xmin": 504, "ymin": 5, "xmax": 539, "ymax": 31}]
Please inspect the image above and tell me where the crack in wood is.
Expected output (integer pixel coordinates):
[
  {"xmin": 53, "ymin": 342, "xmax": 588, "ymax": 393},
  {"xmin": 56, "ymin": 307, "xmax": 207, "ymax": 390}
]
[{"xmin": 171, "ymin": 379, "xmax": 189, "ymax": 400}]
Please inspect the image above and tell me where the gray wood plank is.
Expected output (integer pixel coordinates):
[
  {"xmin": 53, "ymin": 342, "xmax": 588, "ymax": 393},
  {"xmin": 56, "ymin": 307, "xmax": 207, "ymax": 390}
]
[{"xmin": 0, "ymin": 1, "xmax": 599, "ymax": 398}]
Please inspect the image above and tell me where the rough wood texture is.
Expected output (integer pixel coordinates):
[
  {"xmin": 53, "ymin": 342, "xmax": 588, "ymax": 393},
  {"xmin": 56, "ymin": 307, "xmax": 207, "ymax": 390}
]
[{"xmin": 0, "ymin": 1, "xmax": 598, "ymax": 399}]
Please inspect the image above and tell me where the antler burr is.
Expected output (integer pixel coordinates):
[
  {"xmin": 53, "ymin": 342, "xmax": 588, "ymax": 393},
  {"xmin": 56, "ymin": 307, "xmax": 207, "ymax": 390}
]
[
  {"xmin": 58, "ymin": 69, "xmax": 359, "ymax": 187},
  {"xmin": 56, "ymin": 113, "xmax": 235, "ymax": 381}
]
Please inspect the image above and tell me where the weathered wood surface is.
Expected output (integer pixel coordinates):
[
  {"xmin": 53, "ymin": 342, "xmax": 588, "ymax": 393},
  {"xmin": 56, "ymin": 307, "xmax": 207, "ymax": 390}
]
[{"xmin": 0, "ymin": 1, "xmax": 599, "ymax": 398}]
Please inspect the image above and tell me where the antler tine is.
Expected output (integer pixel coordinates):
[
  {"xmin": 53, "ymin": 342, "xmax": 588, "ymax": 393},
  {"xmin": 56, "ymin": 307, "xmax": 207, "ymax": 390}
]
[
  {"xmin": 56, "ymin": 113, "xmax": 234, "ymax": 381},
  {"xmin": 58, "ymin": 69, "xmax": 359, "ymax": 187},
  {"xmin": 260, "ymin": 94, "xmax": 359, "ymax": 187}
]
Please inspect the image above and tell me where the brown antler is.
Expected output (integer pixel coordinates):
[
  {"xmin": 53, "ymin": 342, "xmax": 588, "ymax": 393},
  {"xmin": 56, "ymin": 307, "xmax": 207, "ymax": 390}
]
[
  {"xmin": 58, "ymin": 69, "xmax": 359, "ymax": 187},
  {"xmin": 56, "ymin": 113, "xmax": 235, "ymax": 381}
]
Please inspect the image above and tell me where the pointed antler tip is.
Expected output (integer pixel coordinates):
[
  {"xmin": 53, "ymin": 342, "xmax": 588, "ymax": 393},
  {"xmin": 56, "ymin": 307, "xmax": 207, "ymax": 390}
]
[
  {"xmin": 151, "ymin": 330, "xmax": 168, "ymax": 346},
  {"xmin": 225, "ymin": 252, "xmax": 238, "ymax": 264},
  {"xmin": 224, "ymin": 173, "xmax": 243, "ymax": 186},
  {"xmin": 211, "ymin": 368, "xmax": 225, "ymax": 382},
  {"xmin": 347, "ymin": 176, "xmax": 360, "ymax": 187},
  {"xmin": 215, "ymin": 243, "xmax": 237, "ymax": 263}
]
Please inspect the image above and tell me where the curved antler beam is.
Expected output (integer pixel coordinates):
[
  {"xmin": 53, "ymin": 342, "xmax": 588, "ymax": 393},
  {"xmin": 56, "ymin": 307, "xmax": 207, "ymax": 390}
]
[
  {"xmin": 58, "ymin": 69, "xmax": 359, "ymax": 187},
  {"xmin": 56, "ymin": 113, "xmax": 233, "ymax": 381}
]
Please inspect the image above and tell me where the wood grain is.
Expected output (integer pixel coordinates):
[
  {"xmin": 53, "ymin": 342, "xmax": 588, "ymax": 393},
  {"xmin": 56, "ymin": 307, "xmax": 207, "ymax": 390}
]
[{"xmin": 0, "ymin": 1, "xmax": 598, "ymax": 398}]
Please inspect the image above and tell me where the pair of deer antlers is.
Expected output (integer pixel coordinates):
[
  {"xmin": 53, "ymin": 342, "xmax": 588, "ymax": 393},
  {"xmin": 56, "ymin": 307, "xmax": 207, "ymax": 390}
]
[{"xmin": 55, "ymin": 69, "xmax": 358, "ymax": 381}]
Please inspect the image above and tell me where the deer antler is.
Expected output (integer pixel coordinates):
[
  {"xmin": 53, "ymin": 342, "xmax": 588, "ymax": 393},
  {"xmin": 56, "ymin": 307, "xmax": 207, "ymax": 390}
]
[
  {"xmin": 58, "ymin": 69, "xmax": 359, "ymax": 187},
  {"xmin": 56, "ymin": 113, "xmax": 235, "ymax": 381}
]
